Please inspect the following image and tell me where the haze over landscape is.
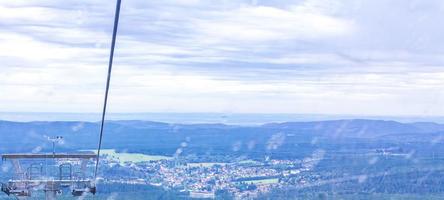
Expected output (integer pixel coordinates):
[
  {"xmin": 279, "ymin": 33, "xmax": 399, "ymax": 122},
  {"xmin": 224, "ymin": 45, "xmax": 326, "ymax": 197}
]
[{"xmin": 2, "ymin": 0, "xmax": 444, "ymax": 199}]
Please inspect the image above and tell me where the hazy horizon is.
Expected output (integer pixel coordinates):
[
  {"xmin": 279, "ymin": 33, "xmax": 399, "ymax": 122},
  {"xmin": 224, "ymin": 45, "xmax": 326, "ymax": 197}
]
[{"xmin": 2, "ymin": 112, "xmax": 444, "ymax": 125}]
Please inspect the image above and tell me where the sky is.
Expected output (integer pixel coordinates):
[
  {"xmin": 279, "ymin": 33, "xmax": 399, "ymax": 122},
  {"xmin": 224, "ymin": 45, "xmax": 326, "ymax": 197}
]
[{"xmin": 1, "ymin": 0, "xmax": 444, "ymax": 116}]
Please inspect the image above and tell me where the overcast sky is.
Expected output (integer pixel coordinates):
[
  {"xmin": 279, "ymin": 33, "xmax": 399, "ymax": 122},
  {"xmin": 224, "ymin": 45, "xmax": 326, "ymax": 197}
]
[{"xmin": 1, "ymin": 0, "xmax": 444, "ymax": 115}]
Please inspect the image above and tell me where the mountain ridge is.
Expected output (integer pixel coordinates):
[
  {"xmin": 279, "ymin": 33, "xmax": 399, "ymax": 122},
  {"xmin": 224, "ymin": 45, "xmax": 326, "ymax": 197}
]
[{"xmin": 0, "ymin": 119, "xmax": 443, "ymax": 154}]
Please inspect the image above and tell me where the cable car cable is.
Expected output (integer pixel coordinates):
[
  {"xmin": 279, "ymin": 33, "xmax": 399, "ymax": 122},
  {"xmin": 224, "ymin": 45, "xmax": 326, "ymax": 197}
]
[{"xmin": 94, "ymin": 0, "xmax": 122, "ymax": 179}]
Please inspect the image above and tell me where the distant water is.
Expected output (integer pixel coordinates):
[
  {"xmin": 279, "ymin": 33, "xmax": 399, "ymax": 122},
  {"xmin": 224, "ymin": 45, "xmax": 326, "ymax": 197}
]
[{"xmin": 0, "ymin": 112, "xmax": 443, "ymax": 125}]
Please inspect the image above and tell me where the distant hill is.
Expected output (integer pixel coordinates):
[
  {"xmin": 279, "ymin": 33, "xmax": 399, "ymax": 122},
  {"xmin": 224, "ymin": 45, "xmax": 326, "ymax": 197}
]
[
  {"xmin": 262, "ymin": 119, "xmax": 444, "ymax": 138},
  {"xmin": 0, "ymin": 119, "xmax": 443, "ymax": 157}
]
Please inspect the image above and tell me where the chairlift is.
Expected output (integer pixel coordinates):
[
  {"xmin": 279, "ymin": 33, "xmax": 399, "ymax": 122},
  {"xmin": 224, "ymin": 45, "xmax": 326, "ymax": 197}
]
[{"xmin": 1, "ymin": 153, "xmax": 97, "ymax": 199}]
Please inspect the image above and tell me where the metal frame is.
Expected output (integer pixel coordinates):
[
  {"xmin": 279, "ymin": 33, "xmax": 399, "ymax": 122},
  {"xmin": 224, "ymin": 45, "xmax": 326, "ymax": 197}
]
[{"xmin": 1, "ymin": 153, "xmax": 97, "ymax": 199}]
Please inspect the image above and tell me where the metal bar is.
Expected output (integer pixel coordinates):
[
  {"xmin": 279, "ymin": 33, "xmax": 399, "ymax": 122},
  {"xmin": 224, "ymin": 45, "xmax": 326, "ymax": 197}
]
[{"xmin": 2, "ymin": 154, "xmax": 97, "ymax": 160}]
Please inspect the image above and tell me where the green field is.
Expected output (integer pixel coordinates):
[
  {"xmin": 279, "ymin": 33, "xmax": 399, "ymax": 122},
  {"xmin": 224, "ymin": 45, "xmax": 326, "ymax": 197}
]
[
  {"xmin": 102, "ymin": 149, "xmax": 173, "ymax": 164},
  {"xmin": 84, "ymin": 149, "xmax": 173, "ymax": 164},
  {"xmin": 187, "ymin": 162, "xmax": 227, "ymax": 168},
  {"xmin": 243, "ymin": 178, "xmax": 279, "ymax": 185},
  {"xmin": 237, "ymin": 159, "xmax": 260, "ymax": 164}
]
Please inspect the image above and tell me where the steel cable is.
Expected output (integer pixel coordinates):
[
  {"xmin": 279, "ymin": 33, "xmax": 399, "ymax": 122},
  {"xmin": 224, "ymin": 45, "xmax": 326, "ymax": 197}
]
[{"xmin": 94, "ymin": 0, "xmax": 122, "ymax": 179}]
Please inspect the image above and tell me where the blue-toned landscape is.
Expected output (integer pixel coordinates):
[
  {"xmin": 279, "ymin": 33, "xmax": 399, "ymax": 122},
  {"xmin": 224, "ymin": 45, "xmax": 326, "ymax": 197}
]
[{"xmin": 2, "ymin": 114, "xmax": 444, "ymax": 199}]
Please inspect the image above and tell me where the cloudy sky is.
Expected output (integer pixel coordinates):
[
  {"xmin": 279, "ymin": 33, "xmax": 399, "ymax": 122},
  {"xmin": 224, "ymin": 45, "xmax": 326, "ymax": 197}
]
[{"xmin": 1, "ymin": 0, "xmax": 444, "ymax": 116}]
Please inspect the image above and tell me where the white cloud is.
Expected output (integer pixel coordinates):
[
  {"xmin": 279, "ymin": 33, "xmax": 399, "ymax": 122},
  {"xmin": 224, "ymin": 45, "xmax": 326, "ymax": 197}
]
[
  {"xmin": 0, "ymin": 0, "xmax": 444, "ymax": 116},
  {"xmin": 192, "ymin": 5, "xmax": 354, "ymax": 44}
]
